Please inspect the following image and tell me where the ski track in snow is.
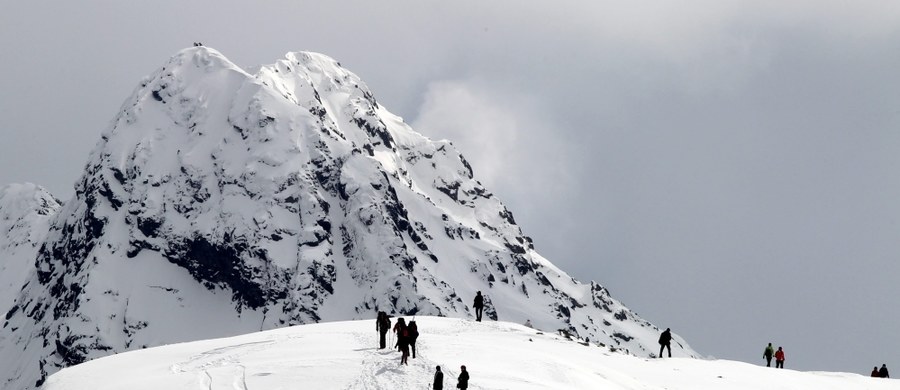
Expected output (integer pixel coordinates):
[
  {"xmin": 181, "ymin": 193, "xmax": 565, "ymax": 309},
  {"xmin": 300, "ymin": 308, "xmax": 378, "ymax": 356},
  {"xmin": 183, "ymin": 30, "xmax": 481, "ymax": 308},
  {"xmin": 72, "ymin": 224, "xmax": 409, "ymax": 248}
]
[
  {"xmin": 171, "ymin": 340, "xmax": 276, "ymax": 373},
  {"xmin": 343, "ymin": 330, "xmax": 476, "ymax": 390},
  {"xmin": 164, "ymin": 326, "xmax": 459, "ymax": 389},
  {"xmin": 170, "ymin": 340, "xmax": 274, "ymax": 390}
]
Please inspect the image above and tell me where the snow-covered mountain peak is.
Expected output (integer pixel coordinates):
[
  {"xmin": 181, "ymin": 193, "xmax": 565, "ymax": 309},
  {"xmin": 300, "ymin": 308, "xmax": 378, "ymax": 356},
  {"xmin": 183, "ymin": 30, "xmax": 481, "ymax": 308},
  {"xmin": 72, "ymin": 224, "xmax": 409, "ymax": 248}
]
[
  {"xmin": 0, "ymin": 183, "xmax": 60, "ymax": 331},
  {"xmin": 0, "ymin": 183, "xmax": 60, "ymax": 248},
  {"xmin": 0, "ymin": 47, "xmax": 695, "ymax": 389}
]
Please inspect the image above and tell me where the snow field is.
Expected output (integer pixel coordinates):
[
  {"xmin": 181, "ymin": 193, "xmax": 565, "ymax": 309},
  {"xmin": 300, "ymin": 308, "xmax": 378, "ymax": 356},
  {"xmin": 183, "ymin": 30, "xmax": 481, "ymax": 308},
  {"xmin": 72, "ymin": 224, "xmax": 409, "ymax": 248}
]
[{"xmin": 43, "ymin": 316, "xmax": 896, "ymax": 390}]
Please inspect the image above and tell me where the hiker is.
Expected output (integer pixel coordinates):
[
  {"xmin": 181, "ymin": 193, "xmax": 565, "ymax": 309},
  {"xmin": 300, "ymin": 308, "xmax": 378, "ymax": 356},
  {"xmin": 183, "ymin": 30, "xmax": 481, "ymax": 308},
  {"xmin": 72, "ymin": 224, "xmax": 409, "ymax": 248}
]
[
  {"xmin": 872, "ymin": 366, "xmax": 881, "ymax": 377},
  {"xmin": 393, "ymin": 317, "xmax": 407, "ymax": 351},
  {"xmin": 774, "ymin": 347, "xmax": 785, "ymax": 368},
  {"xmin": 398, "ymin": 338, "xmax": 410, "ymax": 365},
  {"xmin": 879, "ymin": 364, "xmax": 890, "ymax": 378},
  {"xmin": 433, "ymin": 366, "xmax": 444, "ymax": 390},
  {"xmin": 408, "ymin": 319, "xmax": 419, "ymax": 359},
  {"xmin": 394, "ymin": 317, "xmax": 410, "ymax": 365},
  {"xmin": 473, "ymin": 291, "xmax": 484, "ymax": 322},
  {"xmin": 524, "ymin": 319, "xmax": 533, "ymax": 328},
  {"xmin": 457, "ymin": 365, "xmax": 469, "ymax": 389},
  {"xmin": 658, "ymin": 328, "xmax": 672, "ymax": 358},
  {"xmin": 376, "ymin": 312, "xmax": 391, "ymax": 349},
  {"xmin": 763, "ymin": 343, "xmax": 774, "ymax": 367}
]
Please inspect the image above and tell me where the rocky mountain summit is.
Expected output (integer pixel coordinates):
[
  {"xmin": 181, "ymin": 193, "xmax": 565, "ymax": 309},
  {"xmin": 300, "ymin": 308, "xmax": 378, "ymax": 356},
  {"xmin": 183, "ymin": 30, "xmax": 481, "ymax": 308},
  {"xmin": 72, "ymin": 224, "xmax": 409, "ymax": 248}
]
[{"xmin": 0, "ymin": 47, "xmax": 694, "ymax": 389}]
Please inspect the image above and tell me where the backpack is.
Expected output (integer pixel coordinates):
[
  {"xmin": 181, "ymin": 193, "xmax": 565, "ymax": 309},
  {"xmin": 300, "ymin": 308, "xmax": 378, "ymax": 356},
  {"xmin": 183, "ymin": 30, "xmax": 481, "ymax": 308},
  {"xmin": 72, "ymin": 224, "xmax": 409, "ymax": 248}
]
[{"xmin": 408, "ymin": 321, "xmax": 419, "ymax": 338}]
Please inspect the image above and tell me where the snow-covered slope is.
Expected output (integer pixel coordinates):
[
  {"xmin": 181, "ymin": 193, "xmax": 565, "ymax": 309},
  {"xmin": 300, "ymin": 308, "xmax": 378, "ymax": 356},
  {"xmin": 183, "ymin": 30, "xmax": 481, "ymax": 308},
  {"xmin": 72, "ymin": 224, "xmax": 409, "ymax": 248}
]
[
  {"xmin": 1, "ymin": 47, "xmax": 693, "ymax": 389},
  {"xmin": 0, "ymin": 184, "xmax": 60, "ymax": 313},
  {"xmin": 43, "ymin": 317, "xmax": 894, "ymax": 390}
]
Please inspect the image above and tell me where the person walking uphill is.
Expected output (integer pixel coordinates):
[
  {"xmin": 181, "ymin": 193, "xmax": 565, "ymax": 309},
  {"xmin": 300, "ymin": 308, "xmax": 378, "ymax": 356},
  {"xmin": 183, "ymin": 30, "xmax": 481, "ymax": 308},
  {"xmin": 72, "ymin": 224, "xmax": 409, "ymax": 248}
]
[
  {"xmin": 393, "ymin": 317, "xmax": 407, "ymax": 351},
  {"xmin": 763, "ymin": 343, "xmax": 774, "ymax": 367},
  {"xmin": 473, "ymin": 292, "xmax": 484, "ymax": 322},
  {"xmin": 879, "ymin": 364, "xmax": 890, "ymax": 378},
  {"xmin": 376, "ymin": 312, "xmax": 391, "ymax": 349},
  {"xmin": 457, "ymin": 365, "xmax": 469, "ymax": 389},
  {"xmin": 658, "ymin": 328, "xmax": 672, "ymax": 358},
  {"xmin": 433, "ymin": 366, "xmax": 444, "ymax": 390},
  {"xmin": 408, "ymin": 319, "xmax": 419, "ymax": 359},
  {"xmin": 774, "ymin": 346, "xmax": 785, "ymax": 368},
  {"xmin": 393, "ymin": 317, "xmax": 410, "ymax": 365}
]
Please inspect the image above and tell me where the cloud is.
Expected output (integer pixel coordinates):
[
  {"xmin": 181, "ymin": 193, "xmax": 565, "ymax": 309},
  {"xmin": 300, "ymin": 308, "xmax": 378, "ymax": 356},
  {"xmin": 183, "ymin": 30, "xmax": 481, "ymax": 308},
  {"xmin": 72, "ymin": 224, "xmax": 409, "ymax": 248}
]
[
  {"xmin": 411, "ymin": 79, "xmax": 582, "ymax": 249},
  {"xmin": 412, "ymin": 79, "xmax": 577, "ymax": 200}
]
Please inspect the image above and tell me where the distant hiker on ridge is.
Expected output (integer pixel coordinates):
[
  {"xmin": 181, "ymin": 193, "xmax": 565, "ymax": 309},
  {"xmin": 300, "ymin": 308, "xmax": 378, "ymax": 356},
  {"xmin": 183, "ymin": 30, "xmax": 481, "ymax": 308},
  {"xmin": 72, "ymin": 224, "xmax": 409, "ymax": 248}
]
[
  {"xmin": 774, "ymin": 346, "xmax": 785, "ymax": 369},
  {"xmin": 879, "ymin": 364, "xmax": 890, "ymax": 378},
  {"xmin": 376, "ymin": 311, "xmax": 391, "ymax": 349},
  {"xmin": 763, "ymin": 343, "xmax": 774, "ymax": 367},
  {"xmin": 408, "ymin": 319, "xmax": 420, "ymax": 359},
  {"xmin": 473, "ymin": 291, "xmax": 484, "ymax": 322},
  {"xmin": 433, "ymin": 365, "xmax": 444, "ymax": 390},
  {"xmin": 872, "ymin": 366, "xmax": 881, "ymax": 377},
  {"xmin": 658, "ymin": 328, "xmax": 672, "ymax": 358},
  {"xmin": 457, "ymin": 365, "xmax": 470, "ymax": 389}
]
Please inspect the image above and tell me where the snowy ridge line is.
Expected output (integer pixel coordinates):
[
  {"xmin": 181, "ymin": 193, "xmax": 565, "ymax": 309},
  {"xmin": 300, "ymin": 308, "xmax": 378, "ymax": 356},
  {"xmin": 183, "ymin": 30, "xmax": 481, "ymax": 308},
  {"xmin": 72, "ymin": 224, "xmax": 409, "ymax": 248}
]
[
  {"xmin": 2, "ymin": 46, "xmax": 690, "ymax": 389},
  {"xmin": 43, "ymin": 317, "xmax": 896, "ymax": 390}
]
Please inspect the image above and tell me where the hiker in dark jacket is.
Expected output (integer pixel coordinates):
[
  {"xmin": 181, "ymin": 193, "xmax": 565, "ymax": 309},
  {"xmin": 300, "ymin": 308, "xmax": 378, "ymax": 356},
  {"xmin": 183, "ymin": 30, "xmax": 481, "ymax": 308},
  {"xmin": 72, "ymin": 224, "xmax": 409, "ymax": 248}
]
[
  {"xmin": 376, "ymin": 312, "xmax": 391, "ymax": 349},
  {"xmin": 879, "ymin": 364, "xmax": 890, "ymax": 378},
  {"xmin": 408, "ymin": 320, "xmax": 419, "ymax": 358},
  {"xmin": 433, "ymin": 366, "xmax": 444, "ymax": 390},
  {"xmin": 398, "ymin": 340, "xmax": 410, "ymax": 365},
  {"xmin": 457, "ymin": 365, "xmax": 469, "ymax": 389},
  {"xmin": 393, "ymin": 317, "xmax": 410, "ymax": 365},
  {"xmin": 763, "ymin": 343, "xmax": 774, "ymax": 367},
  {"xmin": 473, "ymin": 292, "xmax": 484, "ymax": 322},
  {"xmin": 393, "ymin": 317, "xmax": 407, "ymax": 351},
  {"xmin": 658, "ymin": 328, "xmax": 672, "ymax": 358},
  {"xmin": 872, "ymin": 366, "xmax": 881, "ymax": 377}
]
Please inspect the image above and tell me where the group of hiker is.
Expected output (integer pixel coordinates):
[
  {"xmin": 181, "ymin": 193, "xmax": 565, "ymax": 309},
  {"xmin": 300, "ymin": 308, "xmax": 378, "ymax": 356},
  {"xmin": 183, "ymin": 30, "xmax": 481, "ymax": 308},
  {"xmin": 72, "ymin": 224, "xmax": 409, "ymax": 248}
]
[
  {"xmin": 659, "ymin": 330, "xmax": 890, "ymax": 378},
  {"xmin": 379, "ymin": 314, "xmax": 419, "ymax": 365},
  {"xmin": 378, "ymin": 288, "xmax": 892, "ymax": 385},
  {"xmin": 432, "ymin": 365, "xmax": 468, "ymax": 390},
  {"xmin": 376, "ymin": 311, "xmax": 471, "ymax": 389},
  {"xmin": 762, "ymin": 343, "xmax": 786, "ymax": 368},
  {"xmin": 871, "ymin": 364, "xmax": 890, "ymax": 378},
  {"xmin": 662, "ymin": 330, "xmax": 789, "ymax": 369}
]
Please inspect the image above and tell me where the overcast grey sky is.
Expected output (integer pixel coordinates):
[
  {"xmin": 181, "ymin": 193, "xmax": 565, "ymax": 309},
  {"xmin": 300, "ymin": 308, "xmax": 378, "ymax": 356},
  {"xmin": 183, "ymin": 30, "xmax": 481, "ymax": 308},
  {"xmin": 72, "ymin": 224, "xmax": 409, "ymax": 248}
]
[{"xmin": 3, "ymin": 0, "xmax": 900, "ymax": 374}]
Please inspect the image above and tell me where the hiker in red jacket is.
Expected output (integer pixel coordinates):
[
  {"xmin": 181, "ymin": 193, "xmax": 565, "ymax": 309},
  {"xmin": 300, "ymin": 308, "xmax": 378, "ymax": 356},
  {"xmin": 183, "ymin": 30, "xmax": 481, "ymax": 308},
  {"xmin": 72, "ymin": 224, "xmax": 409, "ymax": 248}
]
[
  {"xmin": 774, "ymin": 347, "xmax": 785, "ymax": 369},
  {"xmin": 393, "ymin": 317, "xmax": 410, "ymax": 365}
]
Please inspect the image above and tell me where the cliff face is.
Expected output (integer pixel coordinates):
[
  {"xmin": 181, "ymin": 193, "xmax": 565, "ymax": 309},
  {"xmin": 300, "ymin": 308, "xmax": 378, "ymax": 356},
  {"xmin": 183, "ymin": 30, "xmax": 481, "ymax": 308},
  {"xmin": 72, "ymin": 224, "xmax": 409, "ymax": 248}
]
[
  {"xmin": 0, "ymin": 47, "xmax": 694, "ymax": 389},
  {"xmin": 0, "ymin": 183, "xmax": 61, "ymax": 314}
]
